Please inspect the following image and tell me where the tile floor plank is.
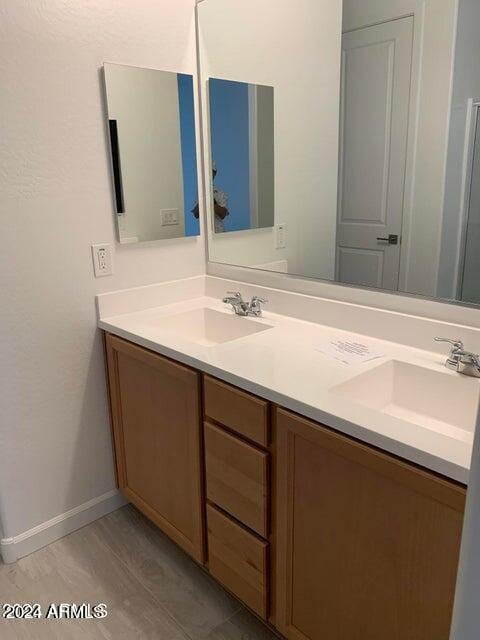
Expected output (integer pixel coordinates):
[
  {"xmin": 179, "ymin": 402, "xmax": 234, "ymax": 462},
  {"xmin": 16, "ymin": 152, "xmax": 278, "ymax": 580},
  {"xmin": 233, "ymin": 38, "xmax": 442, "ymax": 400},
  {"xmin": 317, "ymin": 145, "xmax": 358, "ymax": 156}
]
[
  {"xmin": 93, "ymin": 506, "xmax": 242, "ymax": 638},
  {"xmin": 207, "ymin": 607, "xmax": 281, "ymax": 640},
  {"xmin": 0, "ymin": 505, "xmax": 279, "ymax": 639}
]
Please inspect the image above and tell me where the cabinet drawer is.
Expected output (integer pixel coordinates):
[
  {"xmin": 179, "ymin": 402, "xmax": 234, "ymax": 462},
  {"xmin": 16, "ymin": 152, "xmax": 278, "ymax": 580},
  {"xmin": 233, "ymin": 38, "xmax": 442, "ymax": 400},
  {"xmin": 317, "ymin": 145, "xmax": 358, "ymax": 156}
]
[
  {"xmin": 205, "ymin": 422, "xmax": 269, "ymax": 537},
  {"xmin": 203, "ymin": 376, "xmax": 269, "ymax": 446},
  {"xmin": 207, "ymin": 504, "xmax": 268, "ymax": 618}
]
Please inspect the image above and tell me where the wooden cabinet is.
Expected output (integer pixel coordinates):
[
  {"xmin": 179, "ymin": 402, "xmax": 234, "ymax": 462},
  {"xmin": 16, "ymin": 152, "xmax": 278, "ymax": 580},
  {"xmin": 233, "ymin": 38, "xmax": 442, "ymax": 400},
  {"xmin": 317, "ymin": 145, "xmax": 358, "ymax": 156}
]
[
  {"xmin": 204, "ymin": 375, "xmax": 269, "ymax": 446},
  {"xmin": 105, "ymin": 334, "xmax": 205, "ymax": 563},
  {"xmin": 207, "ymin": 504, "xmax": 268, "ymax": 618},
  {"xmin": 104, "ymin": 332, "xmax": 466, "ymax": 639},
  {"xmin": 274, "ymin": 407, "xmax": 466, "ymax": 640},
  {"xmin": 202, "ymin": 377, "xmax": 272, "ymax": 618},
  {"xmin": 205, "ymin": 421, "xmax": 269, "ymax": 537}
]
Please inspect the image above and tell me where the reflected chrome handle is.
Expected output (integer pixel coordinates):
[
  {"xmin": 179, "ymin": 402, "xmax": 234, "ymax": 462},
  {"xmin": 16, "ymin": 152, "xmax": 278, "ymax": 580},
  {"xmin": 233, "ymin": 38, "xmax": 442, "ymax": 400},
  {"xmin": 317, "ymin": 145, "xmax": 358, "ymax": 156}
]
[
  {"xmin": 222, "ymin": 291, "xmax": 245, "ymax": 306},
  {"xmin": 376, "ymin": 234, "xmax": 399, "ymax": 245},
  {"xmin": 435, "ymin": 337, "xmax": 464, "ymax": 351}
]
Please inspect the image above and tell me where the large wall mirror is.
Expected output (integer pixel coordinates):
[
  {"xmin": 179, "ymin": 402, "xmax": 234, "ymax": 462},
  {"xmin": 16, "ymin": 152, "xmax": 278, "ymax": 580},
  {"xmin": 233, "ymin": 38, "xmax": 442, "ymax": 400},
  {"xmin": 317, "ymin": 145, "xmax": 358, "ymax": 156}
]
[
  {"xmin": 198, "ymin": 0, "xmax": 480, "ymax": 306},
  {"xmin": 104, "ymin": 63, "xmax": 200, "ymax": 243}
]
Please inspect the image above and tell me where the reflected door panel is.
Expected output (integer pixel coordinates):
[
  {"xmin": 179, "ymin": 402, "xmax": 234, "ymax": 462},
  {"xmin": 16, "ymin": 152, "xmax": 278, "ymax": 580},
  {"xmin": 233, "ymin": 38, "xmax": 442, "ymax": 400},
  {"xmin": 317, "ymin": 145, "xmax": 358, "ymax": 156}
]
[{"xmin": 336, "ymin": 17, "xmax": 413, "ymax": 290}]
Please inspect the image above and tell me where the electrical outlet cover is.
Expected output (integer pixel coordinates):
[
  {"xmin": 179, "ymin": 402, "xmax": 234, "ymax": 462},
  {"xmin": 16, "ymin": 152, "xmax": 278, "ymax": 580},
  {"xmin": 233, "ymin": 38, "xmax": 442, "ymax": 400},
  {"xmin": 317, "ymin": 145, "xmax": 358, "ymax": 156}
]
[
  {"xmin": 161, "ymin": 208, "xmax": 180, "ymax": 226},
  {"xmin": 276, "ymin": 223, "xmax": 287, "ymax": 249},
  {"xmin": 91, "ymin": 243, "xmax": 113, "ymax": 277}
]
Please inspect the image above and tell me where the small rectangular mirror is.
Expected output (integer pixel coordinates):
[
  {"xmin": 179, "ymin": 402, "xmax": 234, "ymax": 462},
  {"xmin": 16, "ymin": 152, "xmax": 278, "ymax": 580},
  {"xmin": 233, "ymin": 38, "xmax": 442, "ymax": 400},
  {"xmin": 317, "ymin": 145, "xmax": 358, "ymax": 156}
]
[
  {"xmin": 207, "ymin": 78, "xmax": 274, "ymax": 234},
  {"xmin": 104, "ymin": 63, "xmax": 200, "ymax": 243}
]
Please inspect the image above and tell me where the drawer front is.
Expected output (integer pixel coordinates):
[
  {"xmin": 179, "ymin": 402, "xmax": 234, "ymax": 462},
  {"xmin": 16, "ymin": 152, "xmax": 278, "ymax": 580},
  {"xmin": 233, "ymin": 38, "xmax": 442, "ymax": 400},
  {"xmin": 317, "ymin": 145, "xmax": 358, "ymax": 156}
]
[
  {"xmin": 204, "ymin": 376, "xmax": 269, "ymax": 447},
  {"xmin": 207, "ymin": 504, "xmax": 268, "ymax": 618},
  {"xmin": 205, "ymin": 422, "xmax": 269, "ymax": 537}
]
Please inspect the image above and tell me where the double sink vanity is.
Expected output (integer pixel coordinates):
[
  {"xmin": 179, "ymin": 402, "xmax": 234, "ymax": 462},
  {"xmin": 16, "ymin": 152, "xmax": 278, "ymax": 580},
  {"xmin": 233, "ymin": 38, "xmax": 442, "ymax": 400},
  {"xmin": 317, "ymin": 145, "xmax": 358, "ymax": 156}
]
[
  {"xmin": 97, "ymin": 275, "xmax": 479, "ymax": 640},
  {"xmin": 95, "ymin": 0, "xmax": 480, "ymax": 636}
]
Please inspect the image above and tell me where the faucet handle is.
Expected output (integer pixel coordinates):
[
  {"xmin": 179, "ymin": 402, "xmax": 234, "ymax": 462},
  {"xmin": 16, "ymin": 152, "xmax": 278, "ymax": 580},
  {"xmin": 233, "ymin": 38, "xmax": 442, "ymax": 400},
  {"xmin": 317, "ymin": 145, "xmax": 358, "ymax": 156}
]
[
  {"xmin": 247, "ymin": 296, "xmax": 268, "ymax": 317},
  {"xmin": 435, "ymin": 337, "xmax": 464, "ymax": 351},
  {"xmin": 435, "ymin": 338, "xmax": 480, "ymax": 377},
  {"xmin": 223, "ymin": 291, "xmax": 243, "ymax": 303}
]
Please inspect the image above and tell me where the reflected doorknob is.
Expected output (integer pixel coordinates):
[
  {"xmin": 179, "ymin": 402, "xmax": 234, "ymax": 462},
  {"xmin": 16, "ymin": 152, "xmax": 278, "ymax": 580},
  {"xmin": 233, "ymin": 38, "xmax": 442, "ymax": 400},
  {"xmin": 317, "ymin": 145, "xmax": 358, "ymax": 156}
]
[{"xmin": 376, "ymin": 234, "xmax": 399, "ymax": 245}]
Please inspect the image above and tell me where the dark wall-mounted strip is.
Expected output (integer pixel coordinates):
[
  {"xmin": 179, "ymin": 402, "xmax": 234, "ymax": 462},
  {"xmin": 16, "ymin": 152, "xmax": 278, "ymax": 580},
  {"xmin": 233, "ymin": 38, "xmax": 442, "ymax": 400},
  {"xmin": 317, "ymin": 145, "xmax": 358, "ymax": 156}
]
[{"xmin": 108, "ymin": 119, "xmax": 125, "ymax": 214}]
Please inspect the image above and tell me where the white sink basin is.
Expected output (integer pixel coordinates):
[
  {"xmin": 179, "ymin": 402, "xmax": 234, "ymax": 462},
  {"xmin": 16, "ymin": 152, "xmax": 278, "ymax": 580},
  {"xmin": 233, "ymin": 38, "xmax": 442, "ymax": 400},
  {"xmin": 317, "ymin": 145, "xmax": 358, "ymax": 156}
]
[
  {"xmin": 152, "ymin": 307, "xmax": 273, "ymax": 346},
  {"xmin": 332, "ymin": 360, "xmax": 480, "ymax": 442}
]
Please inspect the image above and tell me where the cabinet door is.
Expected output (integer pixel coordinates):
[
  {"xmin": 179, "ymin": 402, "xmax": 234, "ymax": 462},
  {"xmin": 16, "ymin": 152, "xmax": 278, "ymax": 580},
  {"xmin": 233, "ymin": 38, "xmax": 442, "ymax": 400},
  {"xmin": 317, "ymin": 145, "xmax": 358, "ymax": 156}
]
[
  {"xmin": 105, "ymin": 334, "xmax": 204, "ymax": 563},
  {"xmin": 275, "ymin": 408, "xmax": 466, "ymax": 640}
]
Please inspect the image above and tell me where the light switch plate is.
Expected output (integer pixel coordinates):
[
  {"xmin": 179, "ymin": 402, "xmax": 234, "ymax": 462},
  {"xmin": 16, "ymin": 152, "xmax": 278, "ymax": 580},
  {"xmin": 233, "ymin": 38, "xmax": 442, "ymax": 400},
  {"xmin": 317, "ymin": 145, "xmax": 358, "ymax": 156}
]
[
  {"xmin": 161, "ymin": 209, "xmax": 180, "ymax": 226},
  {"xmin": 91, "ymin": 243, "xmax": 113, "ymax": 277},
  {"xmin": 276, "ymin": 223, "xmax": 287, "ymax": 249}
]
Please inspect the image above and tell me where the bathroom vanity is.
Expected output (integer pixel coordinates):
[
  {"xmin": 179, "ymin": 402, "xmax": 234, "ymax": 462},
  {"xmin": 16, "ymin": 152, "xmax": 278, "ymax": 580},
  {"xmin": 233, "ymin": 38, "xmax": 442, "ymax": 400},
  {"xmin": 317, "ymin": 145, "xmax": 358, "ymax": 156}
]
[
  {"xmin": 93, "ymin": 0, "xmax": 480, "ymax": 636},
  {"xmin": 99, "ymin": 279, "xmax": 473, "ymax": 640}
]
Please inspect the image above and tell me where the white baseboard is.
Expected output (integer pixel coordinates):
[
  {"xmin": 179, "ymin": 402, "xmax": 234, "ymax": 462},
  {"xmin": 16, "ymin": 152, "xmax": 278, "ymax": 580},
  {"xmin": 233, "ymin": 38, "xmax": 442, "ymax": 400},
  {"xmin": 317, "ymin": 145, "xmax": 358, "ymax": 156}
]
[{"xmin": 0, "ymin": 490, "xmax": 127, "ymax": 564}]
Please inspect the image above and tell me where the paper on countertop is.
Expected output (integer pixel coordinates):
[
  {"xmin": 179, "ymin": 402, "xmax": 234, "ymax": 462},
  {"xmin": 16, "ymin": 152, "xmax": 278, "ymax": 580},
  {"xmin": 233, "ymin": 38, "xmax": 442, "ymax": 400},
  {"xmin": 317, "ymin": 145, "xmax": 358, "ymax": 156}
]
[{"xmin": 317, "ymin": 337, "xmax": 385, "ymax": 366}]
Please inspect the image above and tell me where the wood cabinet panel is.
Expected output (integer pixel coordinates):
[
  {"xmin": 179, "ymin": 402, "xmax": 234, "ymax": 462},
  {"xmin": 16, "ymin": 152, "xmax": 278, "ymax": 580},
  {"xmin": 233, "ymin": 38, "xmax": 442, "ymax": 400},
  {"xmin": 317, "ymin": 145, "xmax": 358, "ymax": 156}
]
[
  {"xmin": 105, "ymin": 334, "xmax": 205, "ymax": 563},
  {"xmin": 205, "ymin": 422, "xmax": 269, "ymax": 537},
  {"xmin": 204, "ymin": 375, "xmax": 269, "ymax": 446},
  {"xmin": 207, "ymin": 504, "xmax": 268, "ymax": 618},
  {"xmin": 275, "ymin": 408, "xmax": 466, "ymax": 640}
]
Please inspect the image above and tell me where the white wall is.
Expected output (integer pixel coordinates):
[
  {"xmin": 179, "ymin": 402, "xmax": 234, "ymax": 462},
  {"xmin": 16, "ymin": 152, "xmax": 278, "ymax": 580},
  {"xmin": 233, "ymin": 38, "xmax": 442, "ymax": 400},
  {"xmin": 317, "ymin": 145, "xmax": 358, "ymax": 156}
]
[
  {"xmin": 0, "ymin": 0, "xmax": 204, "ymax": 543},
  {"xmin": 105, "ymin": 64, "xmax": 186, "ymax": 243},
  {"xmin": 198, "ymin": 0, "xmax": 342, "ymax": 281}
]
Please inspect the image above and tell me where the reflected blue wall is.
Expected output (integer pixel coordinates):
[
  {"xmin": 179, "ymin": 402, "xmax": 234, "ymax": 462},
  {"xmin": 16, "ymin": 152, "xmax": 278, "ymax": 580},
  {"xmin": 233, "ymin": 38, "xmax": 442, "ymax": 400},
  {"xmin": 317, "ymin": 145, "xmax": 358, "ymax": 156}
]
[
  {"xmin": 209, "ymin": 79, "xmax": 251, "ymax": 232},
  {"xmin": 177, "ymin": 74, "xmax": 200, "ymax": 237}
]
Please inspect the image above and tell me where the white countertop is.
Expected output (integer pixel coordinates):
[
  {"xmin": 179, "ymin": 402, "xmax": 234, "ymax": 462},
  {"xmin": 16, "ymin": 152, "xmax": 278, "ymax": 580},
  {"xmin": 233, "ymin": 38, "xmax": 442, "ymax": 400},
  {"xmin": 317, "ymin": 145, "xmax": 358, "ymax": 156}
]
[{"xmin": 99, "ymin": 295, "xmax": 475, "ymax": 484}]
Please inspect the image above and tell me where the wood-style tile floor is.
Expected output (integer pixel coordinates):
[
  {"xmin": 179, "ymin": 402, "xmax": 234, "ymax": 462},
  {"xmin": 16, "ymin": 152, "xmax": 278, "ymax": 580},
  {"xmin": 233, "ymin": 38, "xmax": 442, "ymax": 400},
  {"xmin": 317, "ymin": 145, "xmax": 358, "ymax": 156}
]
[{"xmin": 0, "ymin": 505, "xmax": 279, "ymax": 639}]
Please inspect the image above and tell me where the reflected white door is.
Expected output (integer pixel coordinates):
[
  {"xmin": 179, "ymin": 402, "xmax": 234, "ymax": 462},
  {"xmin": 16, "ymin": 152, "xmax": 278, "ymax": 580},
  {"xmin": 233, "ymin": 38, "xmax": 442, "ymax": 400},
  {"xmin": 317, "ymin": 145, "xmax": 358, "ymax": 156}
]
[{"xmin": 336, "ymin": 17, "xmax": 413, "ymax": 291}]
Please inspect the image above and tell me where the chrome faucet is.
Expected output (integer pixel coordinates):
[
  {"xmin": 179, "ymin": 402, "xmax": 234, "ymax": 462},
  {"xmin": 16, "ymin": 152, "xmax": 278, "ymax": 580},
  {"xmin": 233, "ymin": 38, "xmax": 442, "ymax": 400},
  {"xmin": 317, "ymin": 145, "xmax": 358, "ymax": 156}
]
[
  {"xmin": 222, "ymin": 292, "xmax": 268, "ymax": 317},
  {"xmin": 222, "ymin": 291, "xmax": 249, "ymax": 315},
  {"xmin": 435, "ymin": 337, "xmax": 480, "ymax": 378},
  {"xmin": 248, "ymin": 296, "xmax": 268, "ymax": 317}
]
